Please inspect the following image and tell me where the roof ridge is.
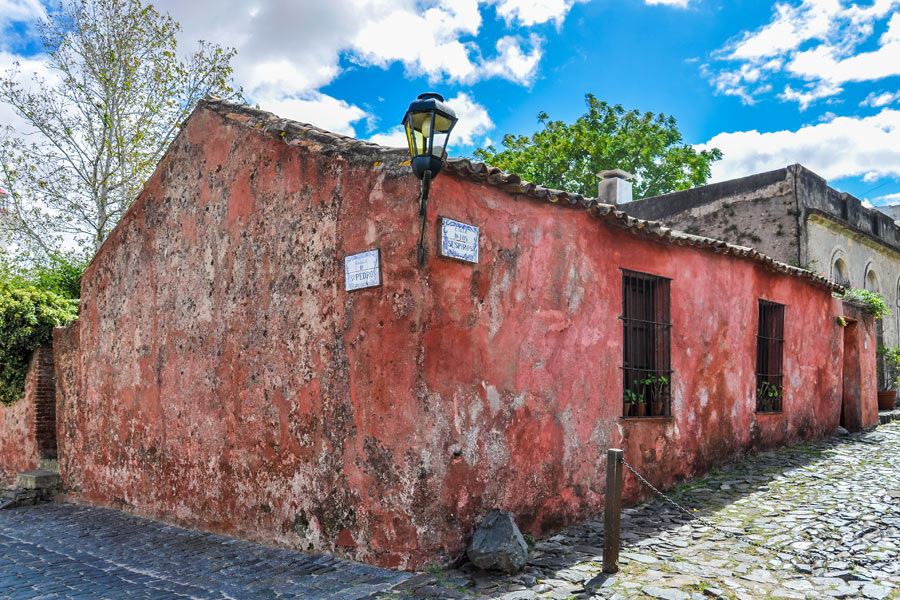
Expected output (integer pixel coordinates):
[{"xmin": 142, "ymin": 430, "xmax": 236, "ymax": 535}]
[{"xmin": 200, "ymin": 96, "xmax": 840, "ymax": 292}]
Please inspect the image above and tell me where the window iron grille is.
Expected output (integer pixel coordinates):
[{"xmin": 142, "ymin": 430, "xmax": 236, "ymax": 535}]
[
  {"xmin": 756, "ymin": 300, "xmax": 785, "ymax": 413},
  {"xmin": 620, "ymin": 269, "xmax": 672, "ymax": 418}
]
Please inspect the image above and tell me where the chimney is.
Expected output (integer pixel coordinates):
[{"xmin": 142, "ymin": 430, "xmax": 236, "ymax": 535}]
[{"xmin": 597, "ymin": 169, "xmax": 634, "ymax": 205}]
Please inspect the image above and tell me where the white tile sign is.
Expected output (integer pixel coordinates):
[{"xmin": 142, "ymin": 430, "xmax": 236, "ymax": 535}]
[
  {"xmin": 344, "ymin": 249, "xmax": 381, "ymax": 291},
  {"xmin": 439, "ymin": 217, "xmax": 479, "ymax": 264}
]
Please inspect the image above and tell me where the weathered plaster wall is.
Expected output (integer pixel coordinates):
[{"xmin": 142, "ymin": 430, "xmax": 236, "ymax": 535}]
[
  {"xmin": 808, "ymin": 216, "xmax": 900, "ymax": 354},
  {"xmin": 0, "ymin": 347, "xmax": 56, "ymax": 485},
  {"xmin": 620, "ymin": 171, "xmax": 800, "ymax": 264},
  {"xmin": 54, "ymin": 104, "xmax": 861, "ymax": 569},
  {"xmin": 836, "ymin": 302, "xmax": 879, "ymax": 429}
]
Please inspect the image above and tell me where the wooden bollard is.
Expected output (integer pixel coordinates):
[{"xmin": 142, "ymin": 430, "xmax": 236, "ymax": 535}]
[{"xmin": 603, "ymin": 448, "xmax": 624, "ymax": 574}]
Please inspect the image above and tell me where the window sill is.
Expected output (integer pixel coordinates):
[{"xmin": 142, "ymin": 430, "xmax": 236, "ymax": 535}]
[
  {"xmin": 755, "ymin": 410, "xmax": 784, "ymax": 415},
  {"xmin": 620, "ymin": 416, "xmax": 673, "ymax": 421}
]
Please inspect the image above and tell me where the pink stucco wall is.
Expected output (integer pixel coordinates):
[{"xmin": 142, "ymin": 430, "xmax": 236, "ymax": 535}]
[{"xmin": 53, "ymin": 103, "xmax": 875, "ymax": 569}]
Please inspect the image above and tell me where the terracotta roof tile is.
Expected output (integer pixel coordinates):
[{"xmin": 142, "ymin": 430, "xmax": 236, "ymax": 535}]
[{"xmin": 201, "ymin": 98, "xmax": 841, "ymax": 293}]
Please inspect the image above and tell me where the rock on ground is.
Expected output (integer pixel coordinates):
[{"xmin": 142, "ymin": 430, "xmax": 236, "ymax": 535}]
[{"xmin": 467, "ymin": 508, "xmax": 529, "ymax": 574}]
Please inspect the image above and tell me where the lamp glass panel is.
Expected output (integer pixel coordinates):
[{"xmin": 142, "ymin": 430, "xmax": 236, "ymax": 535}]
[
  {"xmin": 433, "ymin": 113, "xmax": 455, "ymax": 134},
  {"xmin": 431, "ymin": 130, "xmax": 450, "ymax": 157},
  {"xmin": 404, "ymin": 121, "xmax": 416, "ymax": 157},
  {"xmin": 408, "ymin": 111, "xmax": 435, "ymax": 156}
]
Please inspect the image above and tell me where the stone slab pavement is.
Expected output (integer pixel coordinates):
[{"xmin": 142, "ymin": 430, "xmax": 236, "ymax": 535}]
[{"xmin": 0, "ymin": 503, "xmax": 410, "ymax": 599}]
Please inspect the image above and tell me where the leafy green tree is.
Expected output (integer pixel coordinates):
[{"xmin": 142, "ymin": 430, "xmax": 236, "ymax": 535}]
[
  {"xmin": 0, "ymin": 249, "xmax": 88, "ymax": 300},
  {"xmin": 0, "ymin": 0, "xmax": 242, "ymax": 256},
  {"xmin": 474, "ymin": 94, "xmax": 723, "ymax": 199}
]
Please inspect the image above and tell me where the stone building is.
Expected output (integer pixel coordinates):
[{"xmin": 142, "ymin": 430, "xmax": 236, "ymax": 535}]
[
  {"xmin": 620, "ymin": 165, "xmax": 900, "ymax": 386},
  {"xmin": 11, "ymin": 100, "xmax": 874, "ymax": 569}
]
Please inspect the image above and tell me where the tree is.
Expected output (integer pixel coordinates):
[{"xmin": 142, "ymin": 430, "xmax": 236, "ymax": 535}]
[
  {"xmin": 0, "ymin": 0, "xmax": 242, "ymax": 256},
  {"xmin": 473, "ymin": 94, "xmax": 723, "ymax": 199}
]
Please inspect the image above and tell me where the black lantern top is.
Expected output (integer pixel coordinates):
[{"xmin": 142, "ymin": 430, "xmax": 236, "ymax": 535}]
[{"xmin": 402, "ymin": 92, "xmax": 458, "ymax": 180}]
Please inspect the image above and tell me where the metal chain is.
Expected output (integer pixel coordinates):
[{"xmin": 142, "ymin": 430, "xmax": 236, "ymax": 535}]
[{"xmin": 620, "ymin": 457, "xmax": 820, "ymax": 567}]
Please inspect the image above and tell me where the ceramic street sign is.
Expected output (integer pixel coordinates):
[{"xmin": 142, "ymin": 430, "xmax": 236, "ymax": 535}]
[
  {"xmin": 344, "ymin": 249, "xmax": 381, "ymax": 291},
  {"xmin": 439, "ymin": 217, "xmax": 479, "ymax": 264}
]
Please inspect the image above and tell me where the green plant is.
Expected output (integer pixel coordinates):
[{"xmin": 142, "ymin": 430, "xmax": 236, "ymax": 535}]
[
  {"xmin": 877, "ymin": 345, "xmax": 900, "ymax": 390},
  {"xmin": 624, "ymin": 388, "xmax": 644, "ymax": 404},
  {"xmin": 838, "ymin": 288, "xmax": 891, "ymax": 319},
  {"xmin": 0, "ymin": 251, "xmax": 87, "ymax": 299},
  {"xmin": 0, "ymin": 278, "xmax": 78, "ymax": 405},
  {"xmin": 837, "ymin": 316, "xmax": 848, "ymax": 327},
  {"xmin": 756, "ymin": 381, "xmax": 783, "ymax": 412},
  {"xmin": 638, "ymin": 374, "xmax": 669, "ymax": 405}
]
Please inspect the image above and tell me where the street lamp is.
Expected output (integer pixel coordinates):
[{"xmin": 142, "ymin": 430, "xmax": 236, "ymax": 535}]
[{"xmin": 402, "ymin": 92, "xmax": 458, "ymax": 266}]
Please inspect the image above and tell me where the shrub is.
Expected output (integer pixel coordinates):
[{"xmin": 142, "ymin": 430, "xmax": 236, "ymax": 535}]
[
  {"xmin": 0, "ymin": 280, "xmax": 78, "ymax": 405},
  {"xmin": 838, "ymin": 288, "xmax": 890, "ymax": 320}
]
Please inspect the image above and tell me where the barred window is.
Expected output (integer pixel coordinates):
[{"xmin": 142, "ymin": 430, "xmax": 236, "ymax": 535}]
[
  {"xmin": 756, "ymin": 300, "xmax": 785, "ymax": 413},
  {"xmin": 621, "ymin": 270, "xmax": 672, "ymax": 418}
]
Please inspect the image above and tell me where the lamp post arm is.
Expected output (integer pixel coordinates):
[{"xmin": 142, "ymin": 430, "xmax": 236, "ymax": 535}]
[
  {"xmin": 419, "ymin": 170, "xmax": 431, "ymax": 216},
  {"xmin": 417, "ymin": 169, "xmax": 432, "ymax": 267}
]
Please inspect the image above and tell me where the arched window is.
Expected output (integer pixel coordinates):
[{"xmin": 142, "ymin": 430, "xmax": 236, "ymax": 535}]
[
  {"xmin": 832, "ymin": 258, "xmax": 851, "ymax": 287},
  {"xmin": 866, "ymin": 267, "xmax": 880, "ymax": 294}
]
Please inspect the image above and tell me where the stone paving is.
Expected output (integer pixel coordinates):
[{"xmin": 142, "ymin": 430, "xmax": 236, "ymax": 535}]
[
  {"xmin": 389, "ymin": 422, "xmax": 900, "ymax": 599},
  {"xmin": 2, "ymin": 423, "xmax": 899, "ymax": 599},
  {"xmin": 0, "ymin": 503, "xmax": 409, "ymax": 599}
]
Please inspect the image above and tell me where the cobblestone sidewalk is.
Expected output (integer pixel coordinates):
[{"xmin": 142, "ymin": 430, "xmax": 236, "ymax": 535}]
[
  {"xmin": 0, "ymin": 503, "xmax": 409, "ymax": 599},
  {"xmin": 399, "ymin": 422, "xmax": 900, "ymax": 599},
  {"xmin": 3, "ymin": 424, "xmax": 899, "ymax": 599}
]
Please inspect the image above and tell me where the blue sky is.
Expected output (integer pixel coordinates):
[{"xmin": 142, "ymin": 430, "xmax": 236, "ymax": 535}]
[{"xmin": 3, "ymin": 0, "xmax": 900, "ymax": 205}]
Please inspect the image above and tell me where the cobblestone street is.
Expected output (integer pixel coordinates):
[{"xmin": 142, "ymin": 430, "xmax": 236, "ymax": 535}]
[
  {"xmin": 0, "ymin": 504, "xmax": 409, "ymax": 599},
  {"xmin": 2, "ymin": 423, "xmax": 899, "ymax": 599},
  {"xmin": 428, "ymin": 421, "xmax": 900, "ymax": 600}
]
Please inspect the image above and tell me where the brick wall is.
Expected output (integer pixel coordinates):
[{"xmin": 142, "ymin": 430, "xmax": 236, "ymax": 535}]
[{"xmin": 0, "ymin": 347, "xmax": 57, "ymax": 485}]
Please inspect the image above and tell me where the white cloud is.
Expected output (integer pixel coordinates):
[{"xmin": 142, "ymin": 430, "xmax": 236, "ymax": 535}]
[
  {"xmin": 779, "ymin": 80, "xmax": 843, "ymax": 110},
  {"xmin": 0, "ymin": 50, "xmax": 56, "ymax": 135},
  {"xmin": 489, "ymin": 0, "xmax": 585, "ymax": 26},
  {"xmin": 368, "ymin": 127, "xmax": 408, "ymax": 148},
  {"xmin": 256, "ymin": 93, "xmax": 366, "ymax": 136},
  {"xmin": 645, "ymin": 0, "xmax": 691, "ymax": 7},
  {"xmin": 0, "ymin": 0, "xmax": 44, "ymax": 36},
  {"xmin": 862, "ymin": 90, "xmax": 900, "ymax": 107},
  {"xmin": 706, "ymin": 0, "xmax": 900, "ymax": 108},
  {"xmin": 479, "ymin": 35, "xmax": 543, "ymax": 84},
  {"xmin": 2, "ymin": 1, "xmax": 560, "ymax": 141},
  {"xmin": 698, "ymin": 109, "xmax": 900, "ymax": 183},
  {"xmin": 153, "ymin": 0, "xmax": 547, "ymax": 98},
  {"xmin": 443, "ymin": 92, "xmax": 494, "ymax": 146},
  {"xmin": 368, "ymin": 91, "xmax": 493, "ymax": 149},
  {"xmin": 873, "ymin": 191, "xmax": 900, "ymax": 203}
]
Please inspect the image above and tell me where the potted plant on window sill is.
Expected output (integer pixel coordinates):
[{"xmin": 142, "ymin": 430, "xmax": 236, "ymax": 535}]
[
  {"xmin": 756, "ymin": 381, "xmax": 783, "ymax": 413},
  {"xmin": 624, "ymin": 388, "xmax": 646, "ymax": 417},
  {"xmin": 640, "ymin": 374, "xmax": 669, "ymax": 417},
  {"xmin": 876, "ymin": 345, "xmax": 900, "ymax": 411}
]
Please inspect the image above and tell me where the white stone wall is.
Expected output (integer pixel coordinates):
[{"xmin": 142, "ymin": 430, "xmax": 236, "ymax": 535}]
[{"xmin": 806, "ymin": 214, "xmax": 900, "ymax": 350}]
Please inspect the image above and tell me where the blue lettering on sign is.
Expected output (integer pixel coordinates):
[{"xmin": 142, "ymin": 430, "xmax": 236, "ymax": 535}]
[
  {"xmin": 440, "ymin": 218, "xmax": 479, "ymax": 263},
  {"xmin": 344, "ymin": 249, "xmax": 380, "ymax": 291}
]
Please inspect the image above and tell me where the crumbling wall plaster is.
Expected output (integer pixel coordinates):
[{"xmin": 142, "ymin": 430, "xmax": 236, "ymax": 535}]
[
  {"xmin": 0, "ymin": 347, "xmax": 56, "ymax": 484},
  {"xmin": 53, "ymin": 105, "xmax": 864, "ymax": 569}
]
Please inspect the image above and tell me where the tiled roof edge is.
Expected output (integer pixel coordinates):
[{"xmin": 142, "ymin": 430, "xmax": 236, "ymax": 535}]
[{"xmin": 201, "ymin": 97, "xmax": 841, "ymax": 293}]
